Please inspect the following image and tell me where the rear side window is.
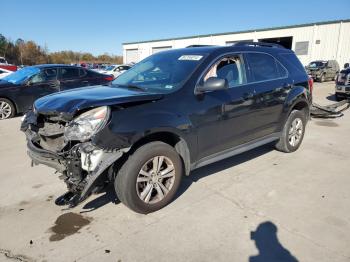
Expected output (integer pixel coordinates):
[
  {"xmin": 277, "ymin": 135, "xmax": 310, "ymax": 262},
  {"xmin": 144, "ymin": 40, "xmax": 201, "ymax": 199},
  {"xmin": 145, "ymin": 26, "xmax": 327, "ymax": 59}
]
[
  {"xmin": 61, "ymin": 68, "xmax": 80, "ymax": 79},
  {"xmin": 246, "ymin": 53, "xmax": 287, "ymax": 82},
  {"xmin": 279, "ymin": 53, "xmax": 307, "ymax": 77}
]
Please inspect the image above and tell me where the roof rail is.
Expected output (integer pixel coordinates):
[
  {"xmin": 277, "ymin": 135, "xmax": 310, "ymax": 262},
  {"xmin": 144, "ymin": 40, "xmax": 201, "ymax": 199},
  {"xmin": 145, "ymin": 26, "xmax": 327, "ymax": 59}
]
[
  {"xmin": 186, "ymin": 45, "xmax": 215, "ymax": 48},
  {"xmin": 233, "ymin": 41, "xmax": 285, "ymax": 49}
]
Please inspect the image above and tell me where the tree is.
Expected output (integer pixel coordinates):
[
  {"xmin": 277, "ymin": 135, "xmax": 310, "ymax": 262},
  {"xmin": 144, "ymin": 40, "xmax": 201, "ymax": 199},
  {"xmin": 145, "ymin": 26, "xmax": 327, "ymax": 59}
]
[{"xmin": 0, "ymin": 34, "xmax": 123, "ymax": 65}]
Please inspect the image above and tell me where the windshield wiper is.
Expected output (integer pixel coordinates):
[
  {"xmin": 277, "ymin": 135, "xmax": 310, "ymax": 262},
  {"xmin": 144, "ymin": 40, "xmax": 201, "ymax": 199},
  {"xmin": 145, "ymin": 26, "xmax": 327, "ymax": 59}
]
[{"xmin": 115, "ymin": 84, "xmax": 146, "ymax": 91}]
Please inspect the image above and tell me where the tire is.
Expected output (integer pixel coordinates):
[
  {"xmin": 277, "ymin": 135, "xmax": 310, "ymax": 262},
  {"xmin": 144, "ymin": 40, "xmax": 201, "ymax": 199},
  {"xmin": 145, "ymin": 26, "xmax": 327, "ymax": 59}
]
[
  {"xmin": 333, "ymin": 73, "xmax": 338, "ymax": 81},
  {"xmin": 319, "ymin": 73, "xmax": 325, "ymax": 83},
  {"xmin": 115, "ymin": 141, "xmax": 183, "ymax": 214},
  {"xmin": 275, "ymin": 110, "xmax": 306, "ymax": 153},
  {"xmin": 0, "ymin": 98, "xmax": 15, "ymax": 120}
]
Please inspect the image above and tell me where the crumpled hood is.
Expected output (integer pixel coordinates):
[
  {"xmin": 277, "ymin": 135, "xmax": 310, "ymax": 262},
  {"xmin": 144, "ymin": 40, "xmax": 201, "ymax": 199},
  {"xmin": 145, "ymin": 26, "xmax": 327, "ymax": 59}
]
[{"xmin": 34, "ymin": 85, "xmax": 163, "ymax": 119}]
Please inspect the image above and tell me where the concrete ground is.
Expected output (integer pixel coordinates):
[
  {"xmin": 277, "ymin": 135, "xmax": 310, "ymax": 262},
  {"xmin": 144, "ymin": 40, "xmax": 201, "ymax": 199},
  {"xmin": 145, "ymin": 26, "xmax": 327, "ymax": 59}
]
[{"xmin": 0, "ymin": 82, "xmax": 349, "ymax": 262}]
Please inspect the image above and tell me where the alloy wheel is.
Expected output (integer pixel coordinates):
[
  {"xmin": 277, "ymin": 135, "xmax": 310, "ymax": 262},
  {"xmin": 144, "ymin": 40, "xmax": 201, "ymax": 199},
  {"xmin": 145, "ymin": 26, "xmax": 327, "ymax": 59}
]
[
  {"xmin": 0, "ymin": 101, "xmax": 12, "ymax": 120},
  {"xmin": 288, "ymin": 118, "xmax": 303, "ymax": 147},
  {"xmin": 136, "ymin": 156, "xmax": 176, "ymax": 204}
]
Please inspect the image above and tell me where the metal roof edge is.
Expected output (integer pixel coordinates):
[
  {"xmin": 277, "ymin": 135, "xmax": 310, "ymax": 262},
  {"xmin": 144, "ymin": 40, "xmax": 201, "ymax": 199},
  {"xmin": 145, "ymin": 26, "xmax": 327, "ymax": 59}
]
[{"xmin": 122, "ymin": 19, "xmax": 350, "ymax": 46}]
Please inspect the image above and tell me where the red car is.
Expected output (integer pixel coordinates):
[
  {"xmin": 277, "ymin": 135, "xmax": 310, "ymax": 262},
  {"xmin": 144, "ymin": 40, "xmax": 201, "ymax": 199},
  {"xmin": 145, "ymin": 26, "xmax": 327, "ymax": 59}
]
[{"xmin": 0, "ymin": 57, "xmax": 17, "ymax": 72}]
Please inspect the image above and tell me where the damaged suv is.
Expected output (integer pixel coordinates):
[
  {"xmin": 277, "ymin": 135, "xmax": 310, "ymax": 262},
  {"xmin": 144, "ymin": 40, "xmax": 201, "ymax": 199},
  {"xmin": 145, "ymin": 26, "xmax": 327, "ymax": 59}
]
[{"xmin": 21, "ymin": 42, "xmax": 312, "ymax": 213}]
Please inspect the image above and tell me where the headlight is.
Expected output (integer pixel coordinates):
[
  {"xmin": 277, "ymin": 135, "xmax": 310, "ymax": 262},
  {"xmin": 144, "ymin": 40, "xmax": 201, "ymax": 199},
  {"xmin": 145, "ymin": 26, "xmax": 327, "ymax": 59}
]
[{"xmin": 64, "ymin": 106, "xmax": 110, "ymax": 141}]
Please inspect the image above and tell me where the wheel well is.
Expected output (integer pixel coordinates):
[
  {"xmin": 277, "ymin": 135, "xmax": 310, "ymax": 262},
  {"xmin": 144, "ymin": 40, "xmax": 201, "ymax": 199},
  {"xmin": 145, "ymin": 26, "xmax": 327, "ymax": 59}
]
[
  {"xmin": 126, "ymin": 132, "xmax": 191, "ymax": 176},
  {"xmin": 0, "ymin": 97, "xmax": 17, "ymax": 114},
  {"xmin": 292, "ymin": 101, "xmax": 309, "ymax": 117}
]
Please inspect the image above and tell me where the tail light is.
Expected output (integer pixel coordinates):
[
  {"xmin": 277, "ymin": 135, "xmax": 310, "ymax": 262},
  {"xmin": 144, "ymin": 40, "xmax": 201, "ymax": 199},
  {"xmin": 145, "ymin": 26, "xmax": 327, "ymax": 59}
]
[
  {"xmin": 105, "ymin": 76, "xmax": 114, "ymax": 81},
  {"xmin": 308, "ymin": 76, "xmax": 313, "ymax": 95}
]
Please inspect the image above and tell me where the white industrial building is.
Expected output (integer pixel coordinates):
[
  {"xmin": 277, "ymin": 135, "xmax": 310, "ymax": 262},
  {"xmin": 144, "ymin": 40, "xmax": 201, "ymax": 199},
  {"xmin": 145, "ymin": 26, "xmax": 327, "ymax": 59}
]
[{"xmin": 122, "ymin": 19, "xmax": 350, "ymax": 67}]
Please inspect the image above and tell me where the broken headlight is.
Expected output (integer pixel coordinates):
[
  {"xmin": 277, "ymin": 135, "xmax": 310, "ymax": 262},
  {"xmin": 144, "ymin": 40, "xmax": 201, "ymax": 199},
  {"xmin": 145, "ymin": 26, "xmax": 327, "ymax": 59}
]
[{"xmin": 64, "ymin": 106, "xmax": 110, "ymax": 142}]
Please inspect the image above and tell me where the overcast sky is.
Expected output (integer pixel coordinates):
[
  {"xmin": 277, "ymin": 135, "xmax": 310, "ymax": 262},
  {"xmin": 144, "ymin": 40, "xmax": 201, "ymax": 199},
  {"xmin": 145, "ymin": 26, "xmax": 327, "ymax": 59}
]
[{"xmin": 1, "ymin": 0, "xmax": 349, "ymax": 55}]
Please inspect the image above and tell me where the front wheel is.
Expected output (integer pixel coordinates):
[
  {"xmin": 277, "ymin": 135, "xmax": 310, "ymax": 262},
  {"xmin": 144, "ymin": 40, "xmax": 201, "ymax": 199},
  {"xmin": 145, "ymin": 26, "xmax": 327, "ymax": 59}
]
[
  {"xmin": 0, "ymin": 98, "xmax": 15, "ymax": 120},
  {"xmin": 115, "ymin": 141, "xmax": 183, "ymax": 214},
  {"xmin": 275, "ymin": 110, "xmax": 306, "ymax": 153}
]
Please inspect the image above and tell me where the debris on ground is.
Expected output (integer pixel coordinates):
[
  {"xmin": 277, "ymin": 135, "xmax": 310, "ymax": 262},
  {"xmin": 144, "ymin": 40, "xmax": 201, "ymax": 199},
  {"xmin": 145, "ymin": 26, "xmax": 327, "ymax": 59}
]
[{"xmin": 311, "ymin": 99, "xmax": 350, "ymax": 118}]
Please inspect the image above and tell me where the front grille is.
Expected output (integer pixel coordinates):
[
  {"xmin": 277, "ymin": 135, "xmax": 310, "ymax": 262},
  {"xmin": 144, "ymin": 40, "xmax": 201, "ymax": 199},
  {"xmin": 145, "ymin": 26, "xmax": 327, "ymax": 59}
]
[
  {"xmin": 347, "ymin": 76, "xmax": 350, "ymax": 85},
  {"xmin": 345, "ymin": 87, "xmax": 350, "ymax": 92}
]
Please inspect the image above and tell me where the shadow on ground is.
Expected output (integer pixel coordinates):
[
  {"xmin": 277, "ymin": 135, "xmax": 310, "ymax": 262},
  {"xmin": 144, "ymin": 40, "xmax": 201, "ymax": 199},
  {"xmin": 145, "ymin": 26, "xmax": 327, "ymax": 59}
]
[
  {"xmin": 249, "ymin": 221, "xmax": 299, "ymax": 262},
  {"xmin": 326, "ymin": 94, "xmax": 337, "ymax": 102},
  {"xmin": 174, "ymin": 144, "xmax": 273, "ymax": 201},
  {"xmin": 80, "ymin": 185, "xmax": 120, "ymax": 213},
  {"xmin": 80, "ymin": 144, "xmax": 274, "ymax": 212}
]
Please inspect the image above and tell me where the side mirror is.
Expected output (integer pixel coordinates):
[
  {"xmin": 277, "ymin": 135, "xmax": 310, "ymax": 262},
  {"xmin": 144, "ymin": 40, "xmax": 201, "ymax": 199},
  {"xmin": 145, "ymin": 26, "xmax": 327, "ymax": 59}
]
[
  {"xmin": 344, "ymin": 63, "xmax": 349, "ymax": 69},
  {"xmin": 196, "ymin": 77, "xmax": 228, "ymax": 94}
]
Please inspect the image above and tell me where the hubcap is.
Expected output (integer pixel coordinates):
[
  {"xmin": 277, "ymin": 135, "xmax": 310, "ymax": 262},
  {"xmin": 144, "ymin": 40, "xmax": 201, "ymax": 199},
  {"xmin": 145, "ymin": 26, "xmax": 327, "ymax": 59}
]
[
  {"xmin": 288, "ymin": 118, "xmax": 303, "ymax": 147},
  {"xmin": 0, "ymin": 101, "xmax": 12, "ymax": 120},
  {"xmin": 136, "ymin": 156, "xmax": 175, "ymax": 204}
]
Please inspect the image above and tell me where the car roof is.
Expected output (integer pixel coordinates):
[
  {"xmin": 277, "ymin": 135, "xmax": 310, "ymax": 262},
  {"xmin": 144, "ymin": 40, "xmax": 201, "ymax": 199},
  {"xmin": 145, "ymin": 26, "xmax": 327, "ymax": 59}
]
[
  {"xmin": 160, "ymin": 43, "xmax": 292, "ymax": 56},
  {"xmin": 33, "ymin": 64, "xmax": 81, "ymax": 69}
]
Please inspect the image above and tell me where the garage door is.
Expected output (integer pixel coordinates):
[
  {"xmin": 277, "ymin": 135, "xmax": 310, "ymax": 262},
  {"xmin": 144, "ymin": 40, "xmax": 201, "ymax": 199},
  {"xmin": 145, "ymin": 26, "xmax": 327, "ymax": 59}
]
[
  {"xmin": 152, "ymin": 46, "xmax": 172, "ymax": 54},
  {"xmin": 125, "ymin": 49, "xmax": 139, "ymax": 64}
]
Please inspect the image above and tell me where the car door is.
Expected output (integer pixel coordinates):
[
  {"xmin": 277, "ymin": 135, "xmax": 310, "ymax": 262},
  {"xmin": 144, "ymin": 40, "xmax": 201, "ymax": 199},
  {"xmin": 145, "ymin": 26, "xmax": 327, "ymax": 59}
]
[
  {"xmin": 244, "ymin": 52, "xmax": 290, "ymax": 138},
  {"xmin": 191, "ymin": 53, "xmax": 257, "ymax": 160},
  {"xmin": 59, "ymin": 67, "xmax": 81, "ymax": 91},
  {"xmin": 18, "ymin": 68, "xmax": 60, "ymax": 111}
]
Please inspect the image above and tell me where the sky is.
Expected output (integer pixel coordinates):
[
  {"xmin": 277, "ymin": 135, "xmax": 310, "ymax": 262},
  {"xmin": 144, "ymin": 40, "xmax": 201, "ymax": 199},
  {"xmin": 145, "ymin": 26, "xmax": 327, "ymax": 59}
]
[{"xmin": 1, "ymin": 0, "xmax": 349, "ymax": 56}]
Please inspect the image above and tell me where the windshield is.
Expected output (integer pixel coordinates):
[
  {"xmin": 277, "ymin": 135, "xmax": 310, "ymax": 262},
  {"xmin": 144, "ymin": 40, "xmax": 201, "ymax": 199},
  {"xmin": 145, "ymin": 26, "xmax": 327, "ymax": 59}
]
[
  {"xmin": 105, "ymin": 65, "xmax": 116, "ymax": 71},
  {"xmin": 2, "ymin": 67, "xmax": 40, "ymax": 84},
  {"xmin": 308, "ymin": 61, "xmax": 327, "ymax": 68},
  {"xmin": 112, "ymin": 51, "xmax": 205, "ymax": 93}
]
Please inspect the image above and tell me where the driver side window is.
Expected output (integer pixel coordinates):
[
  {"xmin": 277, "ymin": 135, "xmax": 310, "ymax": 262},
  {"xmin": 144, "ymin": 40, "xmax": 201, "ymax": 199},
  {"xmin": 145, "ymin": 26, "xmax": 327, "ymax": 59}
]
[
  {"xmin": 203, "ymin": 55, "xmax": 246, "ymax": 88},
  {"xmin": 30, "ymin": 68, "xmax": 57, "ymax": 84}
]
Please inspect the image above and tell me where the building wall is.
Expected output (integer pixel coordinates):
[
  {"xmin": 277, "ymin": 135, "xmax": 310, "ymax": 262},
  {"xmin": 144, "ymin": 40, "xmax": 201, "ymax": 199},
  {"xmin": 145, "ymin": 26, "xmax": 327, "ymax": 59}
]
[{"xmin": 123, "ymin": 21, "xmax": 350, "ymax": 67}]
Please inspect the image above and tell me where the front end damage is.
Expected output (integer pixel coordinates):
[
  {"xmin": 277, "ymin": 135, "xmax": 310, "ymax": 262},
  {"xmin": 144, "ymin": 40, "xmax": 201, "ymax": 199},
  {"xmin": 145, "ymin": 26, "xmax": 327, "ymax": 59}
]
[{"xmin": 21, "ymin": 107, "xmax": 129, "ymax": 207}]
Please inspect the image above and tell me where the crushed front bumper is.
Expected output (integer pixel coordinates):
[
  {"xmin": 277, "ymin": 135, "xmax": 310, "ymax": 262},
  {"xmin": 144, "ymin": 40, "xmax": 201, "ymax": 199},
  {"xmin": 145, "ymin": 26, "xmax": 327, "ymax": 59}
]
[{"xmin": 25, "ymin": 131, "xmax": 129, "ymax": 206}]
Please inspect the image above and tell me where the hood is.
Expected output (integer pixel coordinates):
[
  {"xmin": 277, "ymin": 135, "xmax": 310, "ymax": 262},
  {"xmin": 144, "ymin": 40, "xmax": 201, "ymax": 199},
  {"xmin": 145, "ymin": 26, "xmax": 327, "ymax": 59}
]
[
  {"xmin": 0, "ymin": 80, "xmax": 16, "ymax": 88},
  {"xmin": 34, "ymin": 85, "xmax": 163, "ymax": 119}
]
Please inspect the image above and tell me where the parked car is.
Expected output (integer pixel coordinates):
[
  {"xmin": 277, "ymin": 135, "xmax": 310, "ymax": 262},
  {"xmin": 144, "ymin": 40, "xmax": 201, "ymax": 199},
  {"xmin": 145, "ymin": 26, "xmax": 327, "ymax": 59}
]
[
  {"xmin": 0, "ymin": 57, "xmax": 17, "ymax": 72},
  {"xmin": 0, "ymin": 64, "xmax": 113, "ymax": 119},
  {"xmin": 21, "ymin": 43, "xmax": 312, "ymax": 213},
  {"xmin": 100, "ymin": 64, "xmax": 132, "ymax": 78},
  {"xmin": 305, "ymin": 60, "xmax": 339, "ymax": 82},
  {"xmin": 0, "ymin": 68, "xmax": 13, "ymax": 79},
  {"xmin": 335, "ymin": 63, "xmax": 350, "ymax": 101}
]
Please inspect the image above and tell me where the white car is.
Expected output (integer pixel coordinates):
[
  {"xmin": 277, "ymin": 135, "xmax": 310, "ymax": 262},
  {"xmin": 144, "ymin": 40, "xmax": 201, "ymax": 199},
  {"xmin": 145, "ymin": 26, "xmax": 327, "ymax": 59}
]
[
  {"xmin": 0, "ymin": 68, "xmax": 13, "ymax": 79},
  {"xmin": 101, "ymin": 64, "xmax": 132, "ymax": 78}
]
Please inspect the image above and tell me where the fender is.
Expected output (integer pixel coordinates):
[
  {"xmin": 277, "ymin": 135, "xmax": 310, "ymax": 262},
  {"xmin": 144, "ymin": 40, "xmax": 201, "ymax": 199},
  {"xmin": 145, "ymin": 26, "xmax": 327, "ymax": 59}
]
[
  {"xmin": 92, "ymin": 108, "xmax": 196, "ymax": 164},
  {"xmin": 278, "ymin": 85, "xmax": 311, "ymax": 130}
]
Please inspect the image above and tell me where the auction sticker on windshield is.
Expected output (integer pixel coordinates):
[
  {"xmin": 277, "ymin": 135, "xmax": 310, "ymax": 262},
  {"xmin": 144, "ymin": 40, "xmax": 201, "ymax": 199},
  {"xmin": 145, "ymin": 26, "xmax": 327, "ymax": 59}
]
[{"xmin": 178, "ymin": 55, "xmax": 203, "ymax": 61}]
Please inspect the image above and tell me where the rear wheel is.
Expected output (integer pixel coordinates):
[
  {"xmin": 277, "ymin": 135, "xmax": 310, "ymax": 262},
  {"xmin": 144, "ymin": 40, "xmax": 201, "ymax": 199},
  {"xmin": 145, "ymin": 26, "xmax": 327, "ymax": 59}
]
[
  {"xmin": 319, "ymin": 73, "xmax": 325, "ymax": 83},
  {"xmin": 115, "ymin": 141, "xmax": 183, "ymax": 214},
  {"xmin": 275, "ymin": 110, "xmax": 306, "ymax": 153},
  {"xmin": 0, "ymin": 98, "xmax": 15, "ymax": 120}
]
